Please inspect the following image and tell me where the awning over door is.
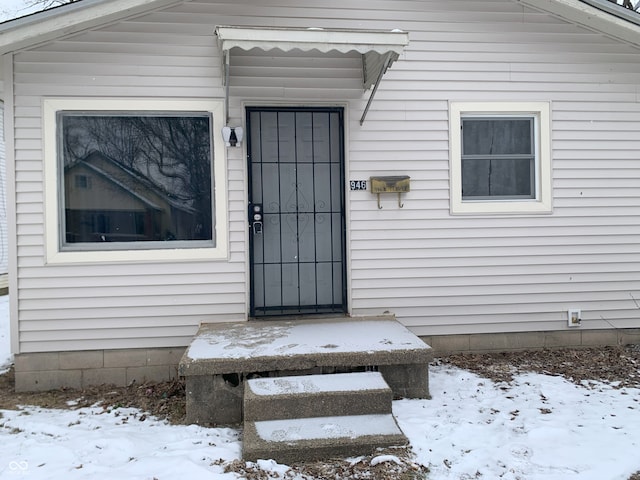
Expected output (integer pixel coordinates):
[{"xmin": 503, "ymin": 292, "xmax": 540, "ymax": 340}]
[{"xmin": 215, "ymin": 26, "xmax": 409, "ymax": 124}]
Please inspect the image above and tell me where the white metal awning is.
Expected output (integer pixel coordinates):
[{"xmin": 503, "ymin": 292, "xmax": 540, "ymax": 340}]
[{"xmin": 215, "ymin": 25, "xmax": 409, "ymax": 124}]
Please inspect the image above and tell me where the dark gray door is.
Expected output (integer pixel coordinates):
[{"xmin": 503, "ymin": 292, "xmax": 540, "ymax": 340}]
[{"xmin": 247, "ymin": 107, "xmax": 346, "ymax": 317}]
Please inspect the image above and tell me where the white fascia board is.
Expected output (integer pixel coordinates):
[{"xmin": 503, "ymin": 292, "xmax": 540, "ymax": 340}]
[
  {"xmin": 517, "ymin": 0, "xmax": 640, "ymax": 48},
  {"xmin": 0, "ymin": 0, "xmax": 181, "ymax": 55}
]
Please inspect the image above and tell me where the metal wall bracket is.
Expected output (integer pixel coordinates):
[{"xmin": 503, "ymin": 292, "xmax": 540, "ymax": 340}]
[{"xmin": 375, "ymin": 192, "xmax": 405, "ymax": 209}]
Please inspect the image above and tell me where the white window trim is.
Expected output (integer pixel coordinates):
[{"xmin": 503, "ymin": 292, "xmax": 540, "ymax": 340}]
[
  {"xmin": 449, "ymin": 101, "xmax": 552, "ymax": 215},
  {"xmin": 43, "ymin": 97, "xmax": 228, "ymax": 264}
]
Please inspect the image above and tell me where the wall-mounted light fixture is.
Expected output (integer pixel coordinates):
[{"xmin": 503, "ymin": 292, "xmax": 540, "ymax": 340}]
[{"xmin": 221, "ymin": 126, "xmax": 244, "ymax": 147}]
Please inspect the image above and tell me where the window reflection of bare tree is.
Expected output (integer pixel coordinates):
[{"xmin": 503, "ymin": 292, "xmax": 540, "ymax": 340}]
[{"xmin": 62, "ymin": 114, "xmax": 213, "ymax": 241}]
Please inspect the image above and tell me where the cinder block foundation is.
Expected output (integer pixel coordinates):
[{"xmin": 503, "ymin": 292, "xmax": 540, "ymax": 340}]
[
  {"xmin": 422, "ymin": 327, "xmax": 640, "ymax": 354},
  {"xmin": 14, "ymin": 347, "xmax": 185, "ymax": 392},
  {"xmin": 10, "ymin": 327, "xmax": 640, "ymax": 394}
]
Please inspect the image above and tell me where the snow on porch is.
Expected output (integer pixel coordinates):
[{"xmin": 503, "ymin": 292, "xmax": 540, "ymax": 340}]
[{"xmin": 183, "ymin": 315, "xmax": 432, "ymax": 365}]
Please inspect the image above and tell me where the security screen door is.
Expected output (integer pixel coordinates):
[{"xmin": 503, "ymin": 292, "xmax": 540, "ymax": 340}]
[{"xmin": 247, "ymin": 107, "xmax": 346, "ymax": 317}]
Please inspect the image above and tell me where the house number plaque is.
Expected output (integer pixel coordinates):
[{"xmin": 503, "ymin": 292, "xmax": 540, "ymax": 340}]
[{"xmin": 350, "ymin": 180, "xmax": 367, "ymax": 191}]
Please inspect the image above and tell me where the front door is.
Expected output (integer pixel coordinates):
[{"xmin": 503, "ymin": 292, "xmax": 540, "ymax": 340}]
[{"xmin": 247, "ymin": 107, "xmax": 346, "ymax": 317}]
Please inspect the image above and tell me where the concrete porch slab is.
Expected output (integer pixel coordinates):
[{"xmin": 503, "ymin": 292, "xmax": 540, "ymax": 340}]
[
  {"xmin": 180, "ymin": 315, "xmax": 433, "ymax": 374},
  {"xmin": 179, "ymin": 315, "xmax": 433, "ymax": 425}
]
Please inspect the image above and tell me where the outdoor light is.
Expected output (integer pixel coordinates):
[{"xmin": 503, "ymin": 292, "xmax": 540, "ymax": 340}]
[{"xmin": 221, "ymin": 126, "xmax": 244, "ymax": 147}]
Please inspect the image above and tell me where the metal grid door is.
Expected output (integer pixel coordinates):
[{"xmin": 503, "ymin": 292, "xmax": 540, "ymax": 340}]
[{"xmin": 247, "ymin": 107, "xmax": 346, "ymax": 317}]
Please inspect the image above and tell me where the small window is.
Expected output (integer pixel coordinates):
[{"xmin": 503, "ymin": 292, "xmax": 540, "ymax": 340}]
[
  {"xmin": 450, "ymin": 102, "xmax": 551, "ymax": 215},
  {"xmin": 43, "ymin": 98, "xmax": 228, "ymax": 263},
  {"xmin": 74, "ymin": 175, "xmax": 91, "ymax": 189}
]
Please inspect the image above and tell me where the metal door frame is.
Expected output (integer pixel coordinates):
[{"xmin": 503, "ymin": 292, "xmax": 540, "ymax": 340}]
[{"xmin": 246, "ymin": 106, "xmax": 347, "ymax": 317}]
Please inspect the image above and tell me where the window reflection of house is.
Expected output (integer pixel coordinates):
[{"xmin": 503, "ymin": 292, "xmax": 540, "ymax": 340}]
[{"xmin": 64, "ymin": 151, "xmax": 199, "ymax": 243}]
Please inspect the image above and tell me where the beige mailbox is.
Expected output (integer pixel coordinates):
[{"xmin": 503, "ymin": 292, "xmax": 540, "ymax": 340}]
[{"xmin": 370, "ymin": 175, "xmax": 410, "ymax": 209}]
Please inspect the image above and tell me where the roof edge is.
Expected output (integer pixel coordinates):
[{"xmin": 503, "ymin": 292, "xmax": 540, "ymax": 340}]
[
  {"xmin": 0, "ymin": 0, "xmax": 181, "ymax": 55},
  {"xmin": 580, "ymin": 0, "xmax": 640, "ymax": 26},
  {"xmin": 517, "ymin": 0, "xmax": 640, "ymax": 49}
]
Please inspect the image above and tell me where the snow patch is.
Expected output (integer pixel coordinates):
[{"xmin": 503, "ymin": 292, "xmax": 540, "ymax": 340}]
[
  {"xmin": 254, "ymin": 414, "xmax": 402, "ymax": 442},
  {"xmin": 247, "ymin": 371, "xmax": 387, "ymax": 396},
  {"xmin": 186, "ymin": 320, "xmax": 429, "ymax": 361},
  {"xmin": 370, "ymin": 454, "xmax": 402, "ymax": 466}
]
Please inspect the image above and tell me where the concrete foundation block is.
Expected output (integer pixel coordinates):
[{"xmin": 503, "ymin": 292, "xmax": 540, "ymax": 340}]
[
  {"xmin": 378, "ymin": 364, "xmax": 429, "ymax": 399},
  {"xmin": 15, "ymin": 370, "xmax": 82, "ymax": 392},
  {"xmin": 126, "ymin": 365, "xmax": 172, "ymax": 385},
  {"xmin": 468, "ymin": 333, "xmax": 511, "ymax": 352},
  {"xmin": 581, "ymin": 330, "xmax": 618, "ymax": 346},
  {"xmin": 14, "ymin": 353, "xmax": 60, "ymax": 372},
  {"xmin": 60, "ymin": 350, "xmax": 104, "ymax": 370},
  {"xmin": 618, "ymin": 329, "xmax": 640, "ymax": 346},
  {"xmin": 104, "ymin": 349, "xmax": 149, "ymax": 368},
  {"xmin": 469, "ymin": 332, "xmax": 546, "ymax": 352},
  {"xmin": 82, "ymin": 367, "xmax": 127, "ymax": 387},
  {"xmin": 185, "ymin": 374, "xmax": 244, "ymax": 426},
  {"xmin": 543, "ymin": 330, "xmax": 582, "ymax": 348},
  {"xmin": 146, "ymin": 348, "xmax": 186, "ymax": 366},
  {"xmin": 427, "ymin": 334, "xmax": 470, "ymax": 353}
]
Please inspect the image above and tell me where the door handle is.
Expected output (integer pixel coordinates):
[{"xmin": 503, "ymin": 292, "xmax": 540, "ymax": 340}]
[{"xmin": 249, "ymin": 203, "xmax": 263, "ymax": 235}]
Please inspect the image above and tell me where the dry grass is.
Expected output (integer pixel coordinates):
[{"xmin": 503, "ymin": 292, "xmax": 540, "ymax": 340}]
[
  {"xmin": 0, "ymin": 366, "xmax": 186, "ymax": 423},
  {"xmin": 439, "ymin": 344, "xmax": 640, "ymax": 389}
]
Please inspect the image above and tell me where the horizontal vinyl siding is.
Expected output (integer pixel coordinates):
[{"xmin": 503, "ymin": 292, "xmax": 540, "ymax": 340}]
[
  {"xmin": 10, "ymin": 0, "xmax": 640, "ymax": 352},
  {"xmin": 13, "ymin": 1, "xmax": 238, "ymax": 353},
  {"xmin": 339, "ymin": 1, "xmax": 640, "ymax": 335},
  {"xmin": 0, "ymin": 102, "xmax": 7, "ymax": 277}
]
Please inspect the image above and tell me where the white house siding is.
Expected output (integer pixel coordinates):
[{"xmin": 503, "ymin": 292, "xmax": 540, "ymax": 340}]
[
  {"xmin": 9, "ymin": 0, "xmax": 640, "ymax": 353},
  {"xmin": 0, "ymin": 100, "xmax": 7, "ymax": 292}
]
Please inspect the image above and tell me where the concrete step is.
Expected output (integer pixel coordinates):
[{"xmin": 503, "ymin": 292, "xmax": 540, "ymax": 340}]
[
  {"xmin": 181, "ymin": 316, "xmax": 432, "ymax": 426},
  {"xmin": 244, "ymin": 371, "xmax": 392, "ymax": 422},
  {"xmin": 243, "ymin": 413, "xmax": 407, "ymax": 464}
]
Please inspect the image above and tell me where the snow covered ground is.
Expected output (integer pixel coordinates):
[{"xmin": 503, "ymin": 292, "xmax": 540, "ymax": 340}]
[
  {"xmin": 1, "ymin": 294, "xmax": 639, "ymax": 479},
  {"xmin": 396, "ymin": 368, "xmax": 640, "ymax": 480}
]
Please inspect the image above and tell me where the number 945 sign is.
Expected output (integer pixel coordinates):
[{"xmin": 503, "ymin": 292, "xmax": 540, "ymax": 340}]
[{"xmin": 349, "ymin": 180, "xmax": 367, "ymax": 191}]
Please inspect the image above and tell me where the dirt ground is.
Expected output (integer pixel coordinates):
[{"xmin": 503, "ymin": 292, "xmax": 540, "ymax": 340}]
[{"xmin": 1, "ymin": 344, "xmax": 639, "ymax": 479}]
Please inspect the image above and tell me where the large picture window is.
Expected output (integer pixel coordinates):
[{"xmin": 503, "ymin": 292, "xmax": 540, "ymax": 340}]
[
  {"xmin": 61, "ymin": 113, "xmax": 213, "ymax": 244},
  {"xmin": 450, "ymin": 102, "xmax": 551, "ymax": 215},
  {"xmin": 44, "ymin": 99, "xmax": 227, "ymax": 263}
]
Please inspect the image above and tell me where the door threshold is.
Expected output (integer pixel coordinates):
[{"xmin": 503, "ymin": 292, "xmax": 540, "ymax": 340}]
[{"xmin": 249, "ymin": 313, "xmax": 350, "ymax": 322}]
